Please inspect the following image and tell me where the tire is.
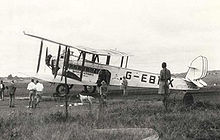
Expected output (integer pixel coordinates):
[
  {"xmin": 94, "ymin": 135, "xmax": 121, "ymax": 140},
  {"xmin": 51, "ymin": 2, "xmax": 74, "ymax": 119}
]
[
  {"xmin": 183, "ymin": 93, "xmax": 194, "ymax": 107},
  {"xmin": 56, "ymin": 84, "xmax": 69, "ymax": 97},
  {"xmin": 84, "ymin": 85, "xmax": 96, "ymax": 93}
]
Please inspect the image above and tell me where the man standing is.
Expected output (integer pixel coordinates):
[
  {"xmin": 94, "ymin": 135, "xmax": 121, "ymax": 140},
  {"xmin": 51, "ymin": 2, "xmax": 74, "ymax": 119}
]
[
  {"xmin": 35, "ymin": 80, "xmax": 44, "ymax": 107},
  {"xmin": 27, "ymin": 79, "xmax": 36, "ymax": 108},
  {"xmin": 158, "ymin": 62, "xmax": 171, "ymax": 110},
  {"xmin": 96, "ymin": 69, "xmax": 110, "ymax": 94},
  {"xmin": 0, "ymin": 80, "xmax": 5, "ymax": 100},
  {"xmin": 121, "ymin": 76, "xmax": 128, "ymax": 96},
  {"xmin": 8, "ymin": 80, "xmax": 16, "ymax": 107},
  {"xmin": 100, "ymin": 80, "xmax": 108, "ymax": 101},
  {"xmin": 97, "ymin": 80, "xmax": 108, "ymax": 126}
]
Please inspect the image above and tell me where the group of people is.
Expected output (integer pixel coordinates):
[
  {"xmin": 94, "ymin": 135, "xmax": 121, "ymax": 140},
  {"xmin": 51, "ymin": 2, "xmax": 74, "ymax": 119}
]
[
  {"xmin": 0, "ymin": 62, "xmax": 170, "ymax": 110},
  {"xmin": 27, "ymin": 79, "xmax": 44, "ymax": 108},
  {"xmin": 0, "ymin": 79, "xmax": 44, "ymax": 108}
]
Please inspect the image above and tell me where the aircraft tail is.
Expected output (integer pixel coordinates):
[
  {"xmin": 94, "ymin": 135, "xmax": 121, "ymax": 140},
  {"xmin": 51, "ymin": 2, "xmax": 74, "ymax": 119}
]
[{"xmin": 185, "ymin": 56, "xmax": 208, "ymax": 88}]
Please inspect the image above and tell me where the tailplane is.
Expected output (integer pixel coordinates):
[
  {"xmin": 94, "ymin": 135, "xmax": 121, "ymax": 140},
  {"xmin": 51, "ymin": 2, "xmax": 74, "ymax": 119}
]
[{"xmin": 185, "ymin": 56, "xmax": 208, "ymax": 87}]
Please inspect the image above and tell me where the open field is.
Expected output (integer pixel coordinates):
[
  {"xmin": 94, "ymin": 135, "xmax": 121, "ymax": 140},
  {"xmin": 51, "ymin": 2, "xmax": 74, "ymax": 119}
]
[
  {"xmin": 0, "ymin": 97, "xmax": 220, "ymax": 140},
  {"xmin": 0, "ymin": 81, "xmax": 220, "ymax": 140}
]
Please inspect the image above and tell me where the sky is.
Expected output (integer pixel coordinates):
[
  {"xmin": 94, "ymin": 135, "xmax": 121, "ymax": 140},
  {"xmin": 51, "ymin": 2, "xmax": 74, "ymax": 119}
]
[{"xmin": 0, "ymin": 0, "xmax": 220, "ymax": 76}]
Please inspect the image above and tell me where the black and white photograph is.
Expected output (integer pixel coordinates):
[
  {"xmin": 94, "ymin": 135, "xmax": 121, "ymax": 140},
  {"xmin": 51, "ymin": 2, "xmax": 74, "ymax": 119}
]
[{"xmin": 0, "ymin": 0, "xmax": 220, "ymax": 139}]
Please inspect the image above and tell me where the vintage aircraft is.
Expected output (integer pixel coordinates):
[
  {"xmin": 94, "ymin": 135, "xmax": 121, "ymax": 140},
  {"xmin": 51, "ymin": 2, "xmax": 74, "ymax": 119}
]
[{"xmin": 23, "ymin": 32, "xmax": 208, "ymax": 103}]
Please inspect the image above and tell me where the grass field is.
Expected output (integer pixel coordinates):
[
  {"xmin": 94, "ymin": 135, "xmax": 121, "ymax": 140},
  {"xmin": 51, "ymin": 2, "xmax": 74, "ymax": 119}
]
[
  {"xmin": 0, "ymin": 80, "xmax": 220, "ymax": 140},
  {"xmin": 0, "ymin": 98, "xmax": 220, "ymax": 140}
]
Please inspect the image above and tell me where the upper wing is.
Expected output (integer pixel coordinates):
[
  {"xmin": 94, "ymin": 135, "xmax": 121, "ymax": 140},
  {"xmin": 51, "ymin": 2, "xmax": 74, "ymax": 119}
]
[{"xmin": 24, "ymin": 32, "xmax": 131, "ymax": 57}]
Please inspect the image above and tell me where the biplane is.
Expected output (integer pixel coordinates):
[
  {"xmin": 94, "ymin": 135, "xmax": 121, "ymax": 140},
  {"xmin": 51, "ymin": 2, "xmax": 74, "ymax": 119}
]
[{"xmin": 23, "ymin": 32, "xmax": 208, "ymax": 102}]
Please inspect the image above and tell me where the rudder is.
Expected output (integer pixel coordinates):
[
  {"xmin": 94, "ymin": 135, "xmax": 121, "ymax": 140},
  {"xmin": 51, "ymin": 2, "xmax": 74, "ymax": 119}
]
[{"xmin": 185, "ymin": 56, "xmax": 208, "ymax": 87}]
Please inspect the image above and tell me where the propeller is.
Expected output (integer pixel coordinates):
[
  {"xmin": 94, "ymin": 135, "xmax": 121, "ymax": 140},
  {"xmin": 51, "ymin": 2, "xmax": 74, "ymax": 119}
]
[
  {"xmin": 54, "ymin": 45, "xmax": 61, "ymax": 78},
  {"xmin": 36, "ymin": 40, "xmax": 43, "ymax": 73}
]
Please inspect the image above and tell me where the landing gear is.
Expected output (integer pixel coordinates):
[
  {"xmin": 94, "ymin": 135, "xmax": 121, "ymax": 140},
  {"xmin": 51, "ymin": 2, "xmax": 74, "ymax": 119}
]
[
  {"xmin": 84, "ymin": 85, "xmax": 96, "ymax": 93},
  {"xmin": 183, "ymin": 93, "xmax": 194, "ymax": 107},
  {"xmin": 166, "ymin": 91, "xmax": 194, "ymax": 108},
  {"xmin": 55, "ymin": 84, "xmax": 73, "ymax": 97}
]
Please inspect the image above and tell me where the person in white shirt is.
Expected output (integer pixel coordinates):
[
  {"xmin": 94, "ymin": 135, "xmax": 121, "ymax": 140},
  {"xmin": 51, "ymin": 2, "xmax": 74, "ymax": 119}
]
[
  {"xmin": 35, "ymin": 80, "xmax": 44, "ymax": 107},
  {"xmin": 27, "ymin": 79, "xmax": 36, "ymax": 108}
]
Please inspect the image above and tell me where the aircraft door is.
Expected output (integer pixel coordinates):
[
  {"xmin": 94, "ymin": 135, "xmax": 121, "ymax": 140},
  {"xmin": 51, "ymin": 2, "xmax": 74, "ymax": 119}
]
[{"xmin": 97, "ymin": 69, "xmax": 111, "ymax": 85}]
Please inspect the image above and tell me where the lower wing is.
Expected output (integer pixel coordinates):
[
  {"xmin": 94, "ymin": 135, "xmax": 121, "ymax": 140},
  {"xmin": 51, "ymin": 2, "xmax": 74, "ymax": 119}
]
[{"xmin": 19, "ymin": 72, "xmax": 96, "ymax": 86}]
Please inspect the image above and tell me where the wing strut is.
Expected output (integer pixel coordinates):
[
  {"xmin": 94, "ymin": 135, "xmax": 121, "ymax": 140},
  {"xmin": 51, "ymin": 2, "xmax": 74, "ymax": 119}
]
[
  {"xmin": 61, "ymin": 46, "xmax": 68, "ymax": 81},
  {"xmin": 45, "ymin": 47, "xmax": 48, "ymax": 59},
  {"xmin": 61, "ymin": 46, "xmax": 70, "ymax": 81},
  {"xmin": 80, "ymin": 51, "xmax": 86, "ymax": 81},
  {"xmin": 37, "ymin": 40, "xmax": 43, "ymax": 73},
  {"xmin": 64, "ymin": 48, "xmax": 70, "ymax": 84},
  {"xmin": 125, "ymin": 56, "xmax": 129, "ymax": 68},
  {"xmin": 54, "ymin": 45, "xmax": 61, "ymax": 78},
  {"xmin": 120, "ymin": 56, "xmax": 124, "ymax": 67}
]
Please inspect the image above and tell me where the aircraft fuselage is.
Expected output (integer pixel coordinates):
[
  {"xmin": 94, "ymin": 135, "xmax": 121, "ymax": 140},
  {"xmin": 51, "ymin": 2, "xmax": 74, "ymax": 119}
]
[{"xmin": 56, "ymin": 59, "xmax": 198, "ymax": 91}]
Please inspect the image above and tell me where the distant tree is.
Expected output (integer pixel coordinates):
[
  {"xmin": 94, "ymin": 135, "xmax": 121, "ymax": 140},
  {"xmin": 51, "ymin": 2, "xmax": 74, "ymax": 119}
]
[
  {"xmin": 14, "ymin": 76, "xmax": 19, "ymax": 79},
  {"xmin": 7, "ymin": 74, "xmax": 13, "ymax": 80}
]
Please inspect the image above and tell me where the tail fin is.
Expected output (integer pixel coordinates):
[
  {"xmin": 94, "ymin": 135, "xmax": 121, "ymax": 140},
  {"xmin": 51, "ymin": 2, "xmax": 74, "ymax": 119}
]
[{"xmin": 185, "ymin": 56, "xmax": 208, "ymax": 87}]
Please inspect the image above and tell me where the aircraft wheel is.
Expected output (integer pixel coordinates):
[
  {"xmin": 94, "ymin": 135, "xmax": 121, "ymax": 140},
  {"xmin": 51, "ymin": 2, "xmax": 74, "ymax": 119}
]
[
  {"xmin": 84, "ymin": 85, "xmax": 96, "ymax": 93},
  {"xmin": 183, "ymin": 93, "xmax": 194, "ymax": 107},
  {"xmin": 56, "ymin": 84, "xmax": 69, "ymax": 97}
]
